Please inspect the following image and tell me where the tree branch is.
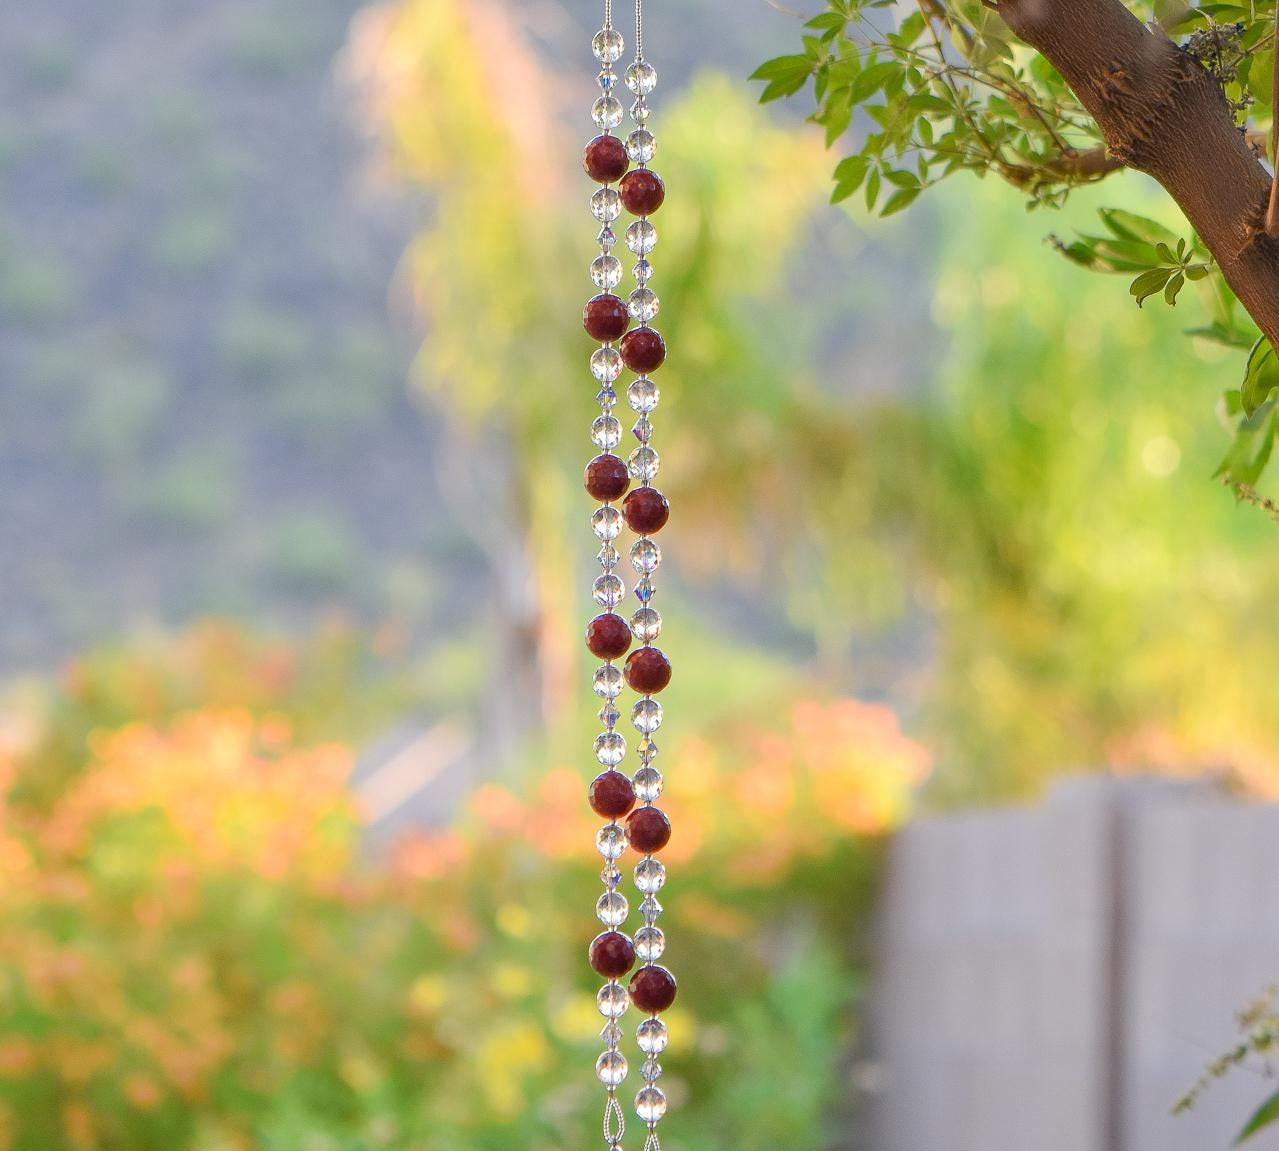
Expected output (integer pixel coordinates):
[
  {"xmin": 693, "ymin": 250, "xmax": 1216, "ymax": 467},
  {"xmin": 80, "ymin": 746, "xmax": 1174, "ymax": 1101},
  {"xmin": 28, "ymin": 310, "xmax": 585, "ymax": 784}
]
[{"xmin": 995, "ymin": 0, "xmax": 1279, "ymax": 351}]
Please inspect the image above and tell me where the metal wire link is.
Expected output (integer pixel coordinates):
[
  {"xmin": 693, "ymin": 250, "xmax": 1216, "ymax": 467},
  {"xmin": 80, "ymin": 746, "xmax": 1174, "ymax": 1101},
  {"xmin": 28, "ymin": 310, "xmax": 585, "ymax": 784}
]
[
  {"xmin": 634, "ymin": 0, "xmax": 644, "ymax": 61},
  {"xmin": 604, "ymin": 1092, "xmax": 626, "ymax": 1144}
]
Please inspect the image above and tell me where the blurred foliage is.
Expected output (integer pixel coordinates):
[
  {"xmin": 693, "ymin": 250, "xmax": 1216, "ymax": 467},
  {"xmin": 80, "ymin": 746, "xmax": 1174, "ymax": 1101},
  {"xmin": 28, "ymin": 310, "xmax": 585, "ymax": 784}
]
[
  {"xmin": 755, "ymin": 0, "xmax": 1279, "ymax": 489},
  {"xmin": 0, "ymin": 625, "xmax": 924, "ymax": 1150}
]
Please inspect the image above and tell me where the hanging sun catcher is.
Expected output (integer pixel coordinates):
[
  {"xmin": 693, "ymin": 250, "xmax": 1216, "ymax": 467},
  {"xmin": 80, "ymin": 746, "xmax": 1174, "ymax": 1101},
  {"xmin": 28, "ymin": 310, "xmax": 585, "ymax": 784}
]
[{"xmin": 580, "ymin": 1, "xmax": 675, "ymax": 1149}]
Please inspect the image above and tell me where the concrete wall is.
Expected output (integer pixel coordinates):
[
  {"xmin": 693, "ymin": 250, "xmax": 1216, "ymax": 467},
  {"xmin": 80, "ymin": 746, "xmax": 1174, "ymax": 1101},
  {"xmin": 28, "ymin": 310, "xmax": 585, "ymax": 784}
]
[{"xmin": 871, "ymin": 778, "xmax": 1279, "ymax": 1151}]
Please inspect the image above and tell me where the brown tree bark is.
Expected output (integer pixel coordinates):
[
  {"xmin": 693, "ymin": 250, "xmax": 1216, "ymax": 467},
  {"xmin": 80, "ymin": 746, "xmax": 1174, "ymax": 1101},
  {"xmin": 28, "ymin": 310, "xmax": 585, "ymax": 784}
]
[{"xmin": 994, "ymin": 0, "xmax": 1279, "ymax": 348}]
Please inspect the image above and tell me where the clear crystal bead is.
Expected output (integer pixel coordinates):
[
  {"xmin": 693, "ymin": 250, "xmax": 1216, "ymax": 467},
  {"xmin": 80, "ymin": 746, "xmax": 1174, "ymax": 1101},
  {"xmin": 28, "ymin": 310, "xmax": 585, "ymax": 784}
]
[
  {"xmin": 634, "ymin": 576, "xmax": 656, "ymax": 603},
  {"xmin": 635, "ymin": 1086, "xmax": 667, "ymax": 1123},
  {"xmin": 593, "ymin": 504, "xmax": 622, "ymax": 540},
  {"xmin": 596, "ymin": 385, "xmax": 617, "ymax": 409},
  {"xmin": 630, "ymin": 538, "xmax": 661, "ymax": 574},
  {"xmin": 637, "ymin": 738, "xmax": 659, "ymax": 766},
  {"xmin": 627, "ymin": 288, "xmax": 660, "ymax": 322},
  {"xmin": 592, "ymin": 187, "xmax": 622, "ymax": 222},
  {"xmin": 635, "ymin": 857, "xmax": 666, "ymax": 893},
  {"xmin": 626, "ymin": 219, "xmax": 657, "ymax": 255},
  {"xmin": 628, "ymin": 377, "xmax": 660, "ymax": 412},
  {"xmin": 598, "ymin": 543, "xmax": 620, "ymax": 569},
  {"xmin": 601, "ymin": 1019, "xmax": 624, "ymax": 1045},
  {"xmin": 631, "ymin": 606, "xmax": 662, "ymax": 641},
  {"xmin": 594, "ymin": 664, "xmax": 624, "ymax": 698},
  {"xmin": 598, "ymin": 225, "xmax": 617, "ymax": 251},
  {"xmin": 637, "ymin": 1017, "xmax": 669, "ymax": 1054},
  {"xmin": 596, "ymin": 888, "xmax": 629, "ymax": 925},
  {"xmin": 640, "ymin": 894, "xmax": 663, "ymax": 921},
  {"xmin": 635, "ymin": 924, "xmax": 665, "ymax": 960},
  {"xmin": 600, "ymin": 700, "xmax": 620, "ymax": 727},
  {"xmin": 642, "ymin": 1057, "xmax": 663, "ymax": 1082},
  {"xmin": 626, "ymin": 129, "xmax": 656, "ymax": 164},
  {"xmin": 631, "ymin": 698, "xmax": 663, "ymax": 735},
  {"xmin": 598, "ymin": 981, "xmax": 631, "ymax": 1018},
  {"xmin": 597, "ymin": 67, "xmax": 616, "ymax": 90},
  {"xmin": 625, "ymin": 61, "xmax": 658, "ymax": 95},
  {"xmin": 633, "ymin": 258, "xmax": 653, "ymax": 284},
  {"xmin": 593, "ymin": 573, "xmax": 625, "ymax": 608},
  {"xmin": 595, "ymin": 730, "xmax": 626, "ymax": 767},
  {"xmin": 631, "ymin": 98, "xmax": 650, "ymax": 122},
  {"xmin": 597, "ymin": 823, "xmax": 629, "ymax": 860},
  {"xmin": 591, "ymin": 346, "xmax": 622, "ymax": 382},
  {"xmin": 601, "ymin": 862, "xmax": 622, "ymax": 888},
  {"xmin": 592, "ymin": 27, "xmax": 625, "ymax": 62},
  {"xmin": 597, "ymin": 1050, "xmax": 628, "ymax": 1087},
  {"xmin": 632, "ymin": 416, "xmax": 652, "ymax": 443},
  {"xmin": 592, "ymin": 253, "xmax": 623, "ymax": 289},
  {"xmin": 593, "ymin": 95, "xmax": 625, "ymax": 129},
  {"xmin": 629, "ymin": 446, "xmax": 660, "ymax": 483},
  {"xmin": 592, "ymin": 414, "xmax": 623, "ymax": 450}
]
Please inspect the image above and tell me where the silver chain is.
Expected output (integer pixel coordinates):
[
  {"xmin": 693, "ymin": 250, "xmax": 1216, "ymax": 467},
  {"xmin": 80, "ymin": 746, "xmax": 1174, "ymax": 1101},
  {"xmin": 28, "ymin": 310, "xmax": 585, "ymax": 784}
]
[{"xmin": 634, "ymin": 0, "xmax": 644, "ymax": 62}]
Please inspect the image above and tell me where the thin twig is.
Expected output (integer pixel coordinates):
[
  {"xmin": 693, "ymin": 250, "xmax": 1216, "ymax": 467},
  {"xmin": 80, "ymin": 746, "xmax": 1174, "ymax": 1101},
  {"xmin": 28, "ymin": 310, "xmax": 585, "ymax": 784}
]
[{"xmin": 1223, "ymin": 475, "xmax": 1279, "ymax": 526}]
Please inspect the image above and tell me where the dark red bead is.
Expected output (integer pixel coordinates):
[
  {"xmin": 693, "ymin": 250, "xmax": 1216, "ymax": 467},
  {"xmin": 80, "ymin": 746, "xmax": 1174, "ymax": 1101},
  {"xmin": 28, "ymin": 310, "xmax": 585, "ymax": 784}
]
[
  {"xmin": 624, "ymin": 647, "xmax": 671, "ymax": 694},
  {"xmin": 590, "ymin": 931, "xmax": 637, "ymax": 978},
  {"xmin": 586, "ymin": 613, "xmax": 633, "ymax": 660},
  {"xmin": 589, "ymin": 770, "xmax": 636, "ymax": 818},
  {"xmin": 626, "ymin": 805, "xmax": 671, "ymax": 854},
  {"xmin": 619, "ymin": 169, "xmax": 665, "ymax": 215},
  {"xmin": 584, "ymin": 454, "xmax": 631, "ymax": 501},
  {"xmin": 583, "ymin": 134, "xmax": 630, "ymax": 183},
  {"xmin": 583, "ymin": 294, "xmax": 630, "ymax": 342},
  {"xmin": 629, "ymin": 964, "xmax": 677, "ymax": 1012},
  {"xmin": 623, "ymin": 487, "xmax": 669, "ymax": 534},
  {"xmin": 619, "ymin": 328, "xmax": 666, "ymax": 374}
]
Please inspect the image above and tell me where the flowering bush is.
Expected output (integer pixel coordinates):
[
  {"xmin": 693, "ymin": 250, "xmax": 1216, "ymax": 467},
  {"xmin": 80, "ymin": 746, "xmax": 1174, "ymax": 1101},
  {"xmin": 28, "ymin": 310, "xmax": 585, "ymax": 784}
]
[{"xmin": 0, "ymin": 625, "xmax": 926, "ymax": 1150}]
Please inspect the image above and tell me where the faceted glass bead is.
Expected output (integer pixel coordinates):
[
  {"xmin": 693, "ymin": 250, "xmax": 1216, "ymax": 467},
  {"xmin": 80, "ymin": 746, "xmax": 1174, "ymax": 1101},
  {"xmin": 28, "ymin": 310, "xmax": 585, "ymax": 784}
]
[
  {"xmin": 635, "ymin": 857, "xmax": 666, "ymax": 893},
  {"xmin": 591, "ymin": 930, "xmax": 637, "ymax": 978},
  {"xmin": 620, "ymin": 170, "xmax": 666, "ymax": 216},
  {"xmin": 597, "ymin": 981, "xmax": 631, "ymax": 1018},
  {"xmin": 641, "ymin": 1057, "xmax": 663, "ymax": 1082},
  {"xmin": 633, "ymin": 576, "xmax": 656, "ymax": 603},
  {"xmin": 590, "ymin": 769, "xmax": 636, "ymax": 818},
  {"xmin": 628, "ymin": 446, "xmax": 660, "ymax": 484},
  {"xmin": 626, "ymin": 129, "xmax": 657, "ymax": 164},
  {"xmin": 591, "ymin": 253, "xmax": 623, "ymax": 289},
  {"xmin": 601, "ymin": 1020, "xmax": 624, "ymax": 1045},
  {"xmin": 637, "ymin": 1017, "xmax": 668, "ymax": 1054},
  {"xmin": 597, "ymin": 824, "xmax": 629, "ymax": 862},
  {"xmin": 630, "ymin": 538, "xmax": 662, "ymax": 574},
  {"xmin": 632, "ymin": 416, "xmax": 652, "ymax": 443},
  {"xmin": 584, "ymin": 134, "xmax": 630, "ymax": 183},
  {"xmin": 631, "ymin": 606, "xmax": 662, "ymax": 642},
  {"xmin": 595, "ymin": 729, "xmax": 626, "ymax": 767},
  {"xmin": 586, "ymin": 611, "xmax": 632, "ymax": 658},
  {"xmin": 632, "ymin": 97, "xmax": 650, "ymax": 122},
  {"xmin": 593, "ymin": 95, "xmax": 624, "ymax": 129},
  {"xmin": 625, "ymin": 646, "xmax": 672, "ymax": 694},
  {"xmin": 620, "ymin": 327, "xmax": 667, "ymax": 374},
  {"xmin": 626, "ymin": 219, "xmax": 657, "ymax": 254},
  {"xmin": 591, "ymin": 415, "xmax": 623, "ymax": 451},
  {"xmin": 585, "ymin": 453, "xmax": 630, "ymax": 501},
  {"xmin": 635, "ymin": 1086, "xmax": 667, "ymax": 1123},
  {"xmin": 596, "ymin": 385, "xmax": 618, "ymax": 409},
  {"xmin": 584, "ymin": 294, "xmax": 631, "ymax": 342},
  {"xmin": 597, "ymin": 68, "xmax": 616, "ymax": 90},
  {"xmin": 625, "ymin": 61, "xmax": 658, "ymax": 95},
  {"xmin": 629, "ymin": 965, "xmax": 678, "ymax": 1013},
  {"xmin": 598, "ymin": 543, "xmax": 620, "ymax": 569},
  {"xmin": 633, "ymin": 258, "xmax": 653, "ymax": 284},
  {"xmin": 637, "ymin": 737, "xmax": 659, "ymax": 764},
  {"xmin": 591, "ymin": 346, "xmax": 623, "ymax": 383},
  {"xmin": 598, "ymin": 225, "xmax": 617, "ymax": 251},
  {"xmin": 635, "ymin": 924, "xmax": 665, "ymax": 961},
  {"xmin": 597, "ymin": 889, "xmax": 628, "ymax": 924},
  {"xmin": 631, "ymin": 698, "xmax": 663, "ymax": 735},
  {"xmin": 593, "ymin": 663, "xmax": 624, "ymax": 699},
  {"xmin": 599, "ymin": 700, "xmax": 620, "ymax": 727},
  {"xmin": 628, "ymin": 377, "xmax": 660, "ymax": 412},
  {"xmin": 601, "ymin": 862, "xmax": 622, "ymax": 888},
  {"xmin": 592, "ymin": 504, "xmax": 622, "ymax": 540},
  {"xmin": 592, "ymin": 27, "xmax": 625, "ymax": 62},
  {"xmin": 639, "ymin": 894, "xmax": 663, "ymax": 921},
  {"xmin": 628, "ymin": 287, "xmax": 660, "ymax": 322},
  {"xmin": 624, "ymin": 488, "xmax": 669, "ymax": 534},
  {"xmin": 633, "ymin": 765, "xmax": 663, "ymax": 801},
  {"xmin": 596, "ymin": 1049, "xmax": 628, "ymax": 1087},
  {"xmin": 591, "ymin": 187, "xmax": 622, "ymax": 222},
  {"xmin": 627, "ymin": 805, "xmax": 672, "ymax": 854},
  {"xmin": 593, "ymin": 573, "xmax": 624, "ymax": 608}
]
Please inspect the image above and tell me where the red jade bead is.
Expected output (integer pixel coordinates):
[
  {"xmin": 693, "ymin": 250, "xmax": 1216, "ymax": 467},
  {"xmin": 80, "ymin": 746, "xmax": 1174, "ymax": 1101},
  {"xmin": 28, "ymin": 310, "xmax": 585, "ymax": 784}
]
[
  {"xmin": 623, "ymin": 487, "xmax": 669, "ymax": 534},
  {"xmin": 619, "ymin": 327, "xmax": 666, "ymax": 374},
  {"xmin": 583, "ymin": 134, "xmax": 630, "ymax": 183},
  {"xmin": 583, "ymin": 294, "xmax": 630, "ymax": 342},
  {"xmin": 590, "ymin": 930, "xmax": 637, "ymax": 978},
  {"xmin": 629, "ymin": 964, "xmax": 677, "ymax": 1012},
  {"xmin": 626, "ymin": 805, "xmax": 671, "ymax": 854},
  {"xmin": 624, "ymin": 646, "xmax": 671, "ymax": 694},
  {"xmin": 589, "ymin": 770, "xmax": 636, "ymax": 818},
  {"xmin": 619, "ymin": 169, "xmax": 665, "ymax": 215},
  {"xmin": 584, "ymin": 454, "xmax": 631, "ymax": 501},
  {"xmin": 586, "ymin": 613, "xmax": 633, "ymax": 660}
]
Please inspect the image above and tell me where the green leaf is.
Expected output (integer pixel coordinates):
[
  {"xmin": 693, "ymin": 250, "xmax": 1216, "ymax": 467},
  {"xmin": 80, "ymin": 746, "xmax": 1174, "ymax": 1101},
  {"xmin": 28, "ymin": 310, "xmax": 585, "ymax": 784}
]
[
  {"xmin": 1241, "ymin": 337, "xmax": 1279, "ymax": 417},
  {"xmin": 1235, "ymin": 1088, "xmax": 1279, "ymax": 1145},
  {"xmin": 865, "ymin": 165, "xmax": 881, "ymax": 211},
  {"xmin": 1100, "ymin": 208, "xmax": 1180, "ymax": 246},
  {"xmin": 750, "ymin": 54, "xmax": 813, "ymax": 103},
  {"xmin": 1129, "ymin": 267, "xmax": 1172, "ymax": 307},
  {"xmin": 880, "ymin": 186, "xmax": 922, "ymax": 216},
  {"xmin": 1163, "ymin": 271, "xmax": 1185, "ymax": 306},
  {"xmin": 849, "ymin": 61, "xmax": 900, "ymax": 103},
  {"xmin": 1216, "ymin": 404, "xmax": 1277, "ymax": 485}
]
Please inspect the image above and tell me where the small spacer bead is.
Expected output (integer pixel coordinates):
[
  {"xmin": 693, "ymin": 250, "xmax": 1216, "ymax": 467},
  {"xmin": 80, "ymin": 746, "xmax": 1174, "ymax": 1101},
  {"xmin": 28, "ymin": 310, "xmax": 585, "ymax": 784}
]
[{"xmin": 626, "ymin": 805, "xmax": 671, "ymax": 854}]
